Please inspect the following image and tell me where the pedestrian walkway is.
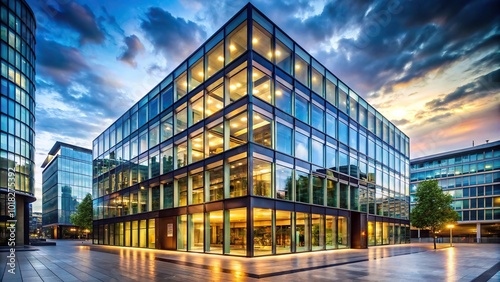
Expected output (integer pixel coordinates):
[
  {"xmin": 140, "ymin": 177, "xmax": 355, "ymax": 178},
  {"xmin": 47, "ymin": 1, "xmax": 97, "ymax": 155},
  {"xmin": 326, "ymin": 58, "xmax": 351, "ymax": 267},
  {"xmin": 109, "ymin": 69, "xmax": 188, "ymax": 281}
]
[{"xmin": 0, "ymin": 241, "xmax": 499, "ymax": 281}]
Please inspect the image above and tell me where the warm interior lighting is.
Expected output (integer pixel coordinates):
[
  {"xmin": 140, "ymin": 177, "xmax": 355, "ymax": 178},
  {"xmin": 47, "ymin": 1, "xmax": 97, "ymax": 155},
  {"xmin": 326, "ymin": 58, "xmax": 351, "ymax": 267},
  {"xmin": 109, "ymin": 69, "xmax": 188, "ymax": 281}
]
[
  {"xmin": 276, "ymin": 90, "xmax": 282, "ymax": 96},
  {"xmin": 229, "ymin": 44, "xmax": 236, "ymax": 51},
  {"xmin": 275, "ymin": 50, "xmax": 281, "ymax": 56},
  {"xmin": 216, "ymin": 104, "xmax": 222, "ymax": 109},
  {"xmin": 295, "ymin": 64, "xmax": 301, "ymax": 70},
  {"xmin": 240, "ymin": 117, "xmax": 247, "ymax": 122},
  {"xmin": 267, "ymin": 52, "xmax": 272, "ymax": 57},
  {"xmin": 447, "ymin": 224, "xmax": 454, "ymax": 229},
  {"xmin": 252, "ymin": 38, "xmax": 258, "ymax": 44},
  {"xmin": 217, "ymin": 56, "xmax": 223, "ymax": 61},
  {"xmin": 231, "ymin": 123, "xmax": 238, "ymax": 128},
  {"xmin": 230, "ymin": 85, "xmax": 236, "ymax": 90},
  {"xmin": 253, "ymin": 89, "xmax": 260, "ymax": 94},
  {"xmin": 198, "ymin": 71, "xmax": 204, "ymax": 77}
]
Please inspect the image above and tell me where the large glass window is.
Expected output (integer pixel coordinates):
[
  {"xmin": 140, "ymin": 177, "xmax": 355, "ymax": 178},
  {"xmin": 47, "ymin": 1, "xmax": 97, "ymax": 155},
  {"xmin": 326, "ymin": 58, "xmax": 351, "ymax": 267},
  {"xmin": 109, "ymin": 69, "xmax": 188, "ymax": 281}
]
[
  {"xmin": 176, "ymin": 141, "xmax": 187, "ymax": 168},
  {"xmin": 338, "ymin": 216, "xmax": 348, "ymax": 248},
  {"xmin": 208, "ymin": 162, "xmax": 224, "ymax": 201},
  {"xmin": 252, "ymin": 22, "xmax": 272, "ymax": 60},
  {"xmin": 161, "ymin": 113, "xmax": 173, "ymax": 142},
  {"xmin": 205, "ymin": 78, "xmax": 224, "ymax": 117},
  {"xmin": 338, "ymin": 121, "xmax": 348, "ymax": 145},
  {"xmin": 161, "ymin": 146, "xmax": 173, "ymax": 174},
  {"xmin": 150, "ymin": 123, "xmax": 159, "ymax": 148},
  {"xmin": 228, "ymin": 64, "xmax": 247, "ymax": 103},
  {"xmin": 275, "ymin": 82, "xmax": 292, "ymax": 114},
  {"xmin": 190, "ymin": 92, "xmax": 204, "ymax": 125},
  {"xmin": 190, "ymin": 132, "xmax": 205, "ymax": 163},
  {"xmin": 295, "ymin": 131, "xmax": 309, "ymax": 161},
  {"xmin": 311, "ymin": 68, "xmax": 324, "ymax": 96},
  {"xmin": 207, "ymin": 121, "xmax": 224, "ymax": 156},
  {"xmin": 295, "ymin": 55, "xmax": 309, "ymax": 87},
  {"xmin": 177, "ymin": 215, "xmax": 187, "ymax": 250},
  {"xmin": 177, "ymin": 175, "xmax": 187, "ymax": 207},
  {"xmin": 295, "ymin": 93, "xmax": 309, "ymax": 124},
  {"xmin": 175, "ymin": 105, "xmax": 187, "ymax": 134},
  {"xmin": 312, "ymin": 176, "xmax": 324, "ymax": 205},
  {"xmin": 161, "ymin": 86, "xmax": 173, "ymax": 111},
  {"xmin": 340, "ymin": 183, "xmax": 348, "ymax": 209},
  {"xmin": 188, "ymin": 213, "xmax": 204, "ymax": 252},
  {"xmin": 276, "ymin": 165, "xmax": 293, "ymax": 200},
  {"xmin": 227, "ymin": 22, "xmax": 247, "ymax": 63},
  {"xmin": 191, "ymin": 172, "xmax": 204, "ymax": 205},
  {"xmin": 206, "ymin": 42, "xmax": 224, "ymax": 78},
  {"xmin": 326, "ymin": 146, "xmax": 336, "ymax": 171},
  {"xmin": 175, "ymin": 72, "xmax": 187, "ymax": 100},
  {"xmin": 163, "ymin": 180, "xmax": 174, "ymax": 209},
  {"xmin": 228, "ymin": 207, "xmax": 247, "ymax": 256},
  {"xmin": 311, "ymin": 214, "xmax": 324, "ymax": 251},
  {"xmin": 326, "ymin": 215, "xmax": 337, "ymax": 249},
  {"xmin": 189, "ymin": 58, "xmax": 204, "ymax": 91},
  {"xmin": 207, "ymin": 210, "xmax": 224, "ymax": 254},
  {"xmin": 253, "ymin": 158, "xmax": 272, "ymax": 197},
  {"xmin": 311, "ymin": 104, "xmax": 324, "ymax": 132},
  {"xmin": 229, "ymin": 155, "xmax": 247, "ymax": 198},
  {"xmin": 312, "ymin": 139, "xmax": 324, "ymax": 167},
  {"xmin": 253, "ymin": 208, "xmax": 272, "ymax": 256},
  {"xmin": 338, "ymin": 86, "xmax": 348, "ymax": 114},
  {"xmin": 229, "ymin": 111, "xmax": 248, "ymax": 148},
  {"xmin": 296, "ymin": 171, "xmax": 310, "ymax": 203},
  {"xmin": 276, "ymin": 210, "xmax": 292, "ymax": 254},
  {"xmin": 296, "ymin": 212, "xmax": 310, "ymax": 252},
  {"xmin": 253, "ymin": 111, "xmax": 272, "ymax": 148},
  {"xmin": 327, "ymin": 179, "xmax": 337, "ymax": 207},
  {"xmin": 275, "ymin": 39, "xmax": 292, "ymax": 74},
  {"xmin": 276, "ymin": 122, "xmax": 292, "ymax": 155},
  {"xmin": 252, "ymin": 67, "xmax": 272, "ymax": 103}
]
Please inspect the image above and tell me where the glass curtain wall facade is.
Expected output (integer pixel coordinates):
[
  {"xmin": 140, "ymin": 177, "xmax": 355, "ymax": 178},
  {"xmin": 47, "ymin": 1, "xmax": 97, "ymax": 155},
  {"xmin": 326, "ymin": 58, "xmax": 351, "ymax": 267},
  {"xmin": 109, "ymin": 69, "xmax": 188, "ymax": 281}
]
[
  {"xmin": 41, "ymin": 142, "xmax": 92, "ymax": 239},
  {"xmin": 0, "ymin": 0, "xmax": 36, "ymax": 246},
  {"xmin": 410, "ymin": 141, "xmax": 500, "ymax": 243},
  {"xmin": 92, "ymin": 4, "xmax": 410, "ymax": 256}
]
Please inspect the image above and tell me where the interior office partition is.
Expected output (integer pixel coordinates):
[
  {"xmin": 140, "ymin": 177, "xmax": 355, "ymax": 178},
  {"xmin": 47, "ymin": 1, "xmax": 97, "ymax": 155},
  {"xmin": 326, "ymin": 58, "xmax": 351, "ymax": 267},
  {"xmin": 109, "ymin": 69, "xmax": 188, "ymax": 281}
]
[
  {"xmin": 411, "ymin": 141, "xmax": 500, "ymax": 243},
  {"xmin": 92, "ymin": 3, "xmax": 411, "ymax": 256},
  {"xmin": 0, "ymin": 0, "xmax": 36, "ymax": 246}
]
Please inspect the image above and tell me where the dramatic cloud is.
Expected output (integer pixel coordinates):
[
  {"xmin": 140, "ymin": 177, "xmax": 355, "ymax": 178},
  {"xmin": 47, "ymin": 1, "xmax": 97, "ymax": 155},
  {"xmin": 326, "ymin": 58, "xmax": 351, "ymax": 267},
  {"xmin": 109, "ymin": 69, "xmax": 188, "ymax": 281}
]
[
  {"xmin": 426, "ymin": 69, "xmax": 500, "ymax": 109},
  {"xmin": 117, "ymin": 35, "xmax": 145, "ymax": 67},
  {"xmin": 37, "ymin": 39, "xmax": 89, "ymax": 85},
  {"xmin": 43, "ymin": 1, "xmax": 105, "ymax": 45},
  {"xmin": 140, "ymin": 7, "xmax": 207, "ymax": 68}
]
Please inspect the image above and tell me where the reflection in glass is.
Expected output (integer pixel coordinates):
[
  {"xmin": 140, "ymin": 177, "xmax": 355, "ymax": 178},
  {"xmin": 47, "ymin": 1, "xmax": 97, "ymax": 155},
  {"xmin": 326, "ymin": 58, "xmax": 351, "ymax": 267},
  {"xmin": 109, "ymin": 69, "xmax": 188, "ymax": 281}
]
[
  {"xmin": 311, "ymin": 68, "xmax": 324, "ymax": 96},
  {"xmin": 276, "ymin": 40, "xmax": 292, "ymax": 74},
  {"xmin": 338, "ymin": 216, "xmax": 348, "ymax": 248},
  {"xmin": 252, "ymin": 67, "xmax": 272, "ymax": 103},
  {"xmin": 253, "ymin": 158, "xmax": 272, "ymax": 197},
  {"xmin": 311, "ymin": 214, "xmax": 324, "ymax": 251},
  {"xmin": 275, "ymin": 82, "xmax": 292, "ymax": 114},
  {"xmin": 295, "ymin": 94, "xmax": 309, "ymax": 124},
  {"xmin": 326, "ymin": 215, "xmax": 337, "ymax": 249},
  {"xmin": 175, "ymin": 72, "xmax": 187, "ymax": 100},
  {"xmin": 276, "ymin": 165, "xmax": 293, "ymax": 200},
  {"xmin": 296, "ymin": 171, "xmax": 309, "ymax": 203},
  {"xmin": 228, "ymin": 208, "xmax": 247, "ymax": 256},
  {"xmin": 177, "ymin": 176, "xmax": 187, "ymax": 207},
  {"xmin": 276, "ymin": 210, "xmax": 292, "ymax": 254},
  {"xmin": 295, "ymin": 131, "xmax": 309, "ymax": 161},
  {"xmin": 296, "ymin": 212, "xmax": 310, "ymax": 252},
  {"xmin": 253, "ymin": 112, "xmax": 271, "ymax": 148},
  {"xmin": 253, "ymin": 208, "xmax": 272, "ymax": 256},
  {"xmin": 295, "ymin": 55, "xmax": 309, "ymax": 86},
  {"xmin": 227, "ymin": 22, "xmax": 247, "ymax": 63}
]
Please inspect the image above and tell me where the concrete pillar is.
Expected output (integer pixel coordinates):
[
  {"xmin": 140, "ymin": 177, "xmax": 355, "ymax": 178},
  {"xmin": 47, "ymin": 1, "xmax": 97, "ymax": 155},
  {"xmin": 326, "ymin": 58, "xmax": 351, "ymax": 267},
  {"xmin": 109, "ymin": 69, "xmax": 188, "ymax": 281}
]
[{"xmin": 476, "ymin": 222, "xmax": 481, "ymax": 243}]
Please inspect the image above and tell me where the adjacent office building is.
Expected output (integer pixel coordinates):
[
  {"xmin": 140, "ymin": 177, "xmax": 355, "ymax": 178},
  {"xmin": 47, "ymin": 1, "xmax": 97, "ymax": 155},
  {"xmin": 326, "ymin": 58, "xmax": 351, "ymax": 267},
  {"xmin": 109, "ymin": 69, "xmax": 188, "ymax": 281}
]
[
  {"xmin": 0, "ymin": 0, "xmax": 36, "ymax": 246},
  {"xmin": 410, "ymin": 141, "xmax": 500, "ymax": 242},
  {"xmin": 92, "ymin": 4, "xmax": 411, "ymax": 256},
  {"xmin": 41, "ymin": 142, "xmax": 92, "ymax": 239}
]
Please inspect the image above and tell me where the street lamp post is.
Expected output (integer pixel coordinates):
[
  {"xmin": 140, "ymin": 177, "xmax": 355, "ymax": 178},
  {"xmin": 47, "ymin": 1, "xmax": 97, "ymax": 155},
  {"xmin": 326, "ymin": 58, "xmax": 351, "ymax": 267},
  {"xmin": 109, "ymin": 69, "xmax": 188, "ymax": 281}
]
[{"xmin": 447, "ymin": 224, "xmax": 454, "ymax": 247}]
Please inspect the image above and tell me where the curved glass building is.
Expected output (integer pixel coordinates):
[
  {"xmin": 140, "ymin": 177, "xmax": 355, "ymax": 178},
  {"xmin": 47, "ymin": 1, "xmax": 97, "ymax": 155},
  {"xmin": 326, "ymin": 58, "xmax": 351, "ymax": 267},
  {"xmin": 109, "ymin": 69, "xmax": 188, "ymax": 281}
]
[
  {"xmin": 0, "ymin": 0, "xmax": 36, "ymax": 246},
  {"xmin": 92, "ymin": 4, "xmax": 410, "ymax": 256}
]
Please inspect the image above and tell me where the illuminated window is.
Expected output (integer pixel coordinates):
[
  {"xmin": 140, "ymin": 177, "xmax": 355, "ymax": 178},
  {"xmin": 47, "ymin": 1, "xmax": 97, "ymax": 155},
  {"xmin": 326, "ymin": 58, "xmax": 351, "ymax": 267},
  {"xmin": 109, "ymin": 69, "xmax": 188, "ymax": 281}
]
[
  {"xmin": 228, "ymin": 64, "xmax": 247, "ymax": 103},
  {"xmin": 207, "ymin": 161, "xmax": 224, "ymax": 201},
  {"xmin": 161, "ymin": 146, "xmax": 173, "ymax": 173},
  {"xmin": 227, "ymin": 22, "xmax": 247, "ymax": 64},
  {"xmin": 175, "ymin": 72, "xmax": 187, "ymax": 100},
  {"xmin": 176, "ymin": 175, "xmax": 187, "ymax": 207},
  {"xmin": 276, "ymin": 40, "xmax": 292, "ymax": 74},
  {"xmin": 191, "ymin": 171, "xmax": 204, "ymax": 205},
  {"xmin": 252, "ymin": 111, "xmax": 272, "ymax": 148},
  {"xmin": 276, "ymin": 165, "xmax": 293, "ymax": 200},
  {"xmin": 253, "ymin": 208, "xmax": 272, "ymax": 256},
  {"xmin": 175, "ymin": 104, "xmax": 187, "ymax": 134},
  {"xmin": 252, "ymin": 22, "xmax": 272, "ymax": 60},
  {"xmin": 295, "ymin": 55, "xmax": 309, "ymax": 87},
  {"xmin": 253, "ymin": 158, "xmax": 272, "ymax": 197},
  {"xmin": 205, "ymin": 78, "xmax": 224, "ymax": 117},
  {"xmin": 188, "ymin": 213, "xmax": 204, "ymax": 252},
  {"xmin": 296, "ymin": 171, "xmax": 310, "ymax": 204},
  {"xmin": 252, "ymin": 67, "xmax": 272, "ymax": 103},
  {"xmin": 176, "ymin": 141, "xmax": 187, "ymax": 168},
  {"xmin": 275, "ymin": 82, "xmax": 292, "ymax": 114},
  {"xmin": 206, "ymin": 41, "xmax": 224, "ymax": 78},
  {"xmin": 311, "ymin": 67, "xmax": 324, "ymax": 96},
  {"xmin": 207, "ymin": 121, "xmax": 224, "ymax": 157},
  {"xmin": 229, "ymin": 154, "xmax": 247, "ymax": 198},
  {"xmin": 189, "ymin": 58, "xmax": 204, "ymax": 91},
  {"xmin": 161, "ymin": 113, "xmax": 173, "ymax": 142},
  {"xmin": 229, "ymin": 110, "xmax": 248, "ymax": 149},
  {"xmin": 190, "ymin": 132, "xmax": 204, "ymax": 163},
  {"xmin": 295, "ymin": 91, "xmax": 309, "ymax": 124},
  {"xmin": 190, "ymin": 92, "xmax": 204, "ymax": 125}
]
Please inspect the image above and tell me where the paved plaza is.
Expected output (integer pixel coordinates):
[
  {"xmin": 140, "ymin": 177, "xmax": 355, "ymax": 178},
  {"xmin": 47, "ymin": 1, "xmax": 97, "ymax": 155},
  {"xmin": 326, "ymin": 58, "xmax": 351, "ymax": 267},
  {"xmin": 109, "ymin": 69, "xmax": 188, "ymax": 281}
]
[{"xmin": 0, "ymin": 241, "xmax": 499, "ymax": 281}]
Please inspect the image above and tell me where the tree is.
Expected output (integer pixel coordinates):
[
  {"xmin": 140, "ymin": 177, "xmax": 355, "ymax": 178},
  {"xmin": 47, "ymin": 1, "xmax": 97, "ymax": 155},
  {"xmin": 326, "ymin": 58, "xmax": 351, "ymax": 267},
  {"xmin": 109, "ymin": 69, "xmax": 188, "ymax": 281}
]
[
  {"xmin": 410, "ymin": 180, "xmax": 459, "ymax": 249},
  {"xmin": 70, "ymin": 193, "xmax": 93, "ymax": 237}
]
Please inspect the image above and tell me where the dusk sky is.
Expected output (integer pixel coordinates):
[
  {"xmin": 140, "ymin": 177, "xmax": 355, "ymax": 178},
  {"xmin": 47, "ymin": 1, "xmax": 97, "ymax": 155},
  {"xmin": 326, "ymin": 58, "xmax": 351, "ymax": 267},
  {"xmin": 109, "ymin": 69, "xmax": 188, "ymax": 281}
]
[{"xmin": 27, "ymin": 0, "xmax": 499, "ymax": 211}]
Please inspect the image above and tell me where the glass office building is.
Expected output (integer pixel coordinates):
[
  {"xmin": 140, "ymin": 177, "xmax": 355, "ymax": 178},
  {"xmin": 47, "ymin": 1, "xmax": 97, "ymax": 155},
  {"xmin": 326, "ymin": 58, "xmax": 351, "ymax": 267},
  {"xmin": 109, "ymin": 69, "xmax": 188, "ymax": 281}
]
[
  {"xmin": 41, "ymin": 142, "xmax": 92, "ymax": 239},
  {"xmin": 0, "ymin": 0, "xmax": 36, "ymax": 246},
  {"xmin": 410, "ymin": 141, "xmax": 500, "ymax": 243},
  {"xmin": 92, "ymin": 4, "xmax": 411, "ymax": 256}
]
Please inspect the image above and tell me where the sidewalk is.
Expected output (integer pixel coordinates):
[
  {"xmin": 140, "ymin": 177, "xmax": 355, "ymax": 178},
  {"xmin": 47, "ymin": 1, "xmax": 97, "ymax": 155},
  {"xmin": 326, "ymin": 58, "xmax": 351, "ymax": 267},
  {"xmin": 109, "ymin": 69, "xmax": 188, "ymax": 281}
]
[{"xmin": 1, "ymin": 241, "xmax": 499, "ymax": 281}]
